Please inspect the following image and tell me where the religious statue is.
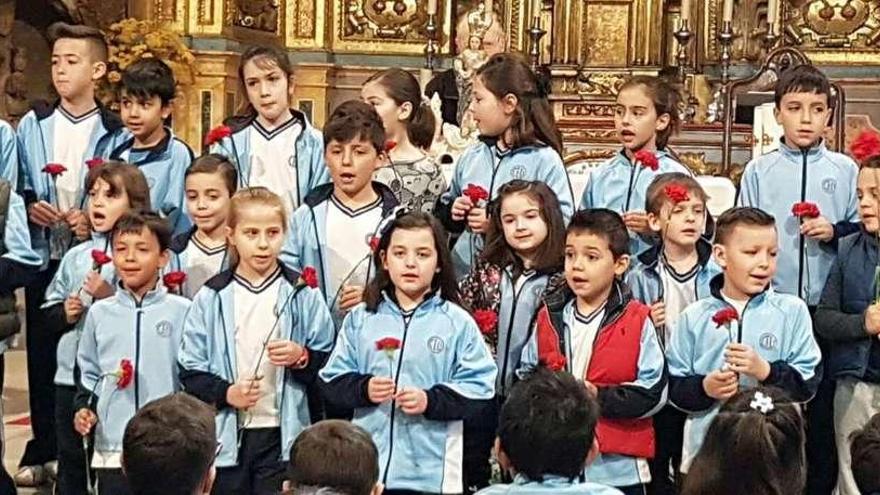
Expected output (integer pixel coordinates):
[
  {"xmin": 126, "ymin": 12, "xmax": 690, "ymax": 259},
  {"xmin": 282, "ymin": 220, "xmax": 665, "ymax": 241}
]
[{"xmin": 453, "ymin": 1, "xmax": 493, "ymax": 126}]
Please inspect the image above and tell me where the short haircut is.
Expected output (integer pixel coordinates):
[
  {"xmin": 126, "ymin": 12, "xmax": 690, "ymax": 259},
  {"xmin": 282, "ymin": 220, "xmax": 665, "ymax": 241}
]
[
  {"xmin": 122, "ymin": 58, "xmax": 176, "ymax": 104},
  {"xmin": 714, "ymin": 207, "xmax": 776, "ymax": 246},
  {"xmin": 645, "ymin": 172, "xmax": 709, "ymax": 215},
  {"xmin": 288, "ymin": 420, "xmax": 379, "ymax": 495},
  {"xmin": 323, "ymin": 100, "xmax": 386, "ymax": 153},
  {"xmin": 122, "ymin": 393, "xmax": 216, "ymax": 495},
  {"xmin": 86, "ymin": 161, "xmax": 152, "ymax": 213},
  {"xmin": 47, "ymin": 22, "xmax": 108, "ymax": 62},
  {"xmin": 851, "ymin": 413, "xmax": 880, "ymax": 494},
  {"xmin": 499, "ymin": 368, "xmax": 599, "ymax": 481},
  {"xmin": 566, "ymin": 209, "xmax": 629, "ymax": 258},
  {"xmin": 186, "ymin": 154, "xmax": 238, "ymax": 196},
  {"xmin": 112, "ymin": 211, "xmax": 172, "ymax": 252},
  {"xmin": 774, "ymin": 65, "xmax": 833, "ymax": 109}
]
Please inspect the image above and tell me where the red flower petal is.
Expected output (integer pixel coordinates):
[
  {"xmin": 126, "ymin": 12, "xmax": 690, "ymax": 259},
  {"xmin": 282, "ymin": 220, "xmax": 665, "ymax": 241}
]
[
  {"xmin": 634, "ymin": 150, "xmax": 659, "ymax": 171},
  {"xmin": 544, "ymin": 353, "xmax": 567, "ymax": 372},
  {"xmin": 664, "ymin": 183, "xmax": 690, "ymax": 204},
  {"xmin": 384, "ymin": 140, "xmax": 398, "ymax": 153},
  {"xmin": 300, "ymin": 266, "xmax": 319, "ymax": 289},
  {"xmin": 204, "ymin": 125, "xmax": 233, "ymax": 147},
  {"xmin": 368, "ymin": 236, "xmax": 380, "ymax": 253},
  {"xmin": 42, "ymin": 163, "xmax": 67, "ymax": 177},
  {"xmin": 712, "ymin": 307, "xmax": 739, "ymax": 327},
  {"xmin": 85, "ymin": 157, "xmax": 104, "ymax": 170},
  {"xmin": 463, "ymin": 184, "xmax": 490, "ymax": 204},
  {"xmin": 90, "ymin": 249, "xmax": 112, "ymax": 268},
  {"xmin": 163, "ymin": 271, "xmax": 187, "ymax": 289},
  {"xmin": 850, "ymin": 130, "xmax": 880, "ymax": 164},
  {"xmin": 375, "ymin": 337, "xmax": 402, "ymax": 351},
  {"xmin": 116, "ymin": 359, "xmax": 134, "ymax": 389},
  {"xmin": 473, "ymin": 309, "xmax": 498, "ymax": 336},
  {"xmin": 791, "ymin": 201, "xmax": 821, "ymax": 218}
]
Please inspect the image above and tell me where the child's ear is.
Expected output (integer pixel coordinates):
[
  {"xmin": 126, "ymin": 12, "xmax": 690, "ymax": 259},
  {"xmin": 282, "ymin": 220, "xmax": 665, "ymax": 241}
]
[
  {"xmin": 773, "ymin": 105, "xmax": 782, "ymax": 125},
  {"xmin": 157, "ymin": 249, "xmax": 171, "ymax": 270},
  {"xmin": 92, "ymin": 60, "xmax": 107, "ymax": 81},
  {"xmin": 494, "ymin": 437, "xmax": 513, "ymax": 474},
  {"xmin": 225, "ymin": 225, "xmax": 234, "ymax": 244},
  {"xmin": 647, "ymin": 212, "xmax": 662, "ymax": 233},
  {"xmin": 613, "ymin": 254, "xmax": 630, "ymax": 277},
  {"xmin": 713, "ymin": 243, "xmax": 727, "ymax": 269},
  {"xmin": 584, "ymin": 437, "xmax": 600, "ymax": 468},
  {"xmin": 161, "ymin": 102, "xmax": 174, "ymax": 120},
  {"xmin": 501, "ymin": 93, "xmax": 518, "ymax": 116},
  {"xmin": 398, "ymin": 101, "xmax": 413, "ymax": 122},
  {"xmin": 655, "ymin": 112, "xmax": 671, "ymax": 133},
  {"xmin": 380, "ymin": 250, "xmax": 389, "ymax": 271}
]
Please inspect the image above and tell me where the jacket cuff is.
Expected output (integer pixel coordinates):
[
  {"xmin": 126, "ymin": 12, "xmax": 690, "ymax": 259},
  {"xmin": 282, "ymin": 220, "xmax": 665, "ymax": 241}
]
[{"xmin": 669, "ymin": 374, "xmax": 716, "ymax": 413}]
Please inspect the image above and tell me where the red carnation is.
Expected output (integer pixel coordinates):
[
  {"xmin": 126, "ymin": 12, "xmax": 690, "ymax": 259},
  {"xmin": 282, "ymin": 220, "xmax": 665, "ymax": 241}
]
[
  {"xmin": 163, "ymin": 271, "xmax": 187, "ymax": 293},
  {"xmin": 791, "ymin": 201, "xmax": 821, "ymax": 219},
  {"xmin": 300, "ymin": 266, "xmax": 319, "ymax": 289},
  {"xmin": 473, "ymin": 309, "xmax": 498, "ymax": 336},
  {"xmin": 368, "ymin": 236, "xmax": 380, "ymax": 253},
  {"xmin": 851, "ymin": 130, "xmax": 880, "ymax": 164},
  {"xmin": 204, "ymin": 125, "xmax": 232, "ymax": 147},
  {"xmin": 463, "ymin": 184, "xmax": 490, "ymax": 205},
  {"xmin": 85, "ymin": 157, "xmax": 104, "ymax": 170},
  {"xmin": 634, "ymin": 150, "xmax": 659, "ymax": 171},
  {"xmin": 90, "ymin": 249, "xmax": 112, "ymax": 270},
  {"xmin": 384, "ymin": 140, "xmax": 398, "ymax": 153},
  {"xmin": 664, "ymin": 183, "xmax": 690, "ymax": 204},
  {"xmin": 42, "ymin": 163, "xmax": 67, "ymax": 177},
  {"xmin": 375, "ymin": 337, "xmax": 401, "ymax": 352},
  {"xmin": 116, "ymin": 359, "xmax": 134, "ymax": 389},
  {"xmin": 545, "ymin": 353, "xmax": 567, "ymax": 372},
  {"xmin": 712, "ymin": 307, "xmax": 739, "ymax": 327}
]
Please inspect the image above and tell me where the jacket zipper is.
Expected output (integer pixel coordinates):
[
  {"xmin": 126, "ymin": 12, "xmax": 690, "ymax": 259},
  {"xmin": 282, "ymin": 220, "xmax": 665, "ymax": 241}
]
[
  {"xmin": 499, "ymin": 271, "xmax": 531, "ymax": 397},
  {"xmin": 134, "ymin": 303, "xmax": 143, "ymax": 410},
  {"xmin": 624, "ymin": 162, "xmax": 639, "ymax": 211},
  {"xmin": 798, "ymin": 149, "xmax": 808, "ymax": 300}
]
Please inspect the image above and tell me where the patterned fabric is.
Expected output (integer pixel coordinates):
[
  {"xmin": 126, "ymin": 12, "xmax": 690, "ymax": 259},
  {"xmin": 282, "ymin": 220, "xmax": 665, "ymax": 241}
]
[
  {"xmin": 374, "ymin": 155, "xmax": 447, "ymax": 214},
  {"xmin": 459, "ymin": 260, "xmax": 502, "ymax": 354}
]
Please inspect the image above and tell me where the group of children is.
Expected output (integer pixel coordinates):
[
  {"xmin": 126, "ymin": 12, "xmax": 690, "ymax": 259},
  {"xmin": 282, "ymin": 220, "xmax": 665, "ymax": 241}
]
[{"xmin": 0, "ymin": 16, "xmax": 877, "ymax": 495}]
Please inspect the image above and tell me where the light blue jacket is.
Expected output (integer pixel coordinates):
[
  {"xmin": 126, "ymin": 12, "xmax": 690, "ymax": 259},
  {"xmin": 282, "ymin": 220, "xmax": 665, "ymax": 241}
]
[
  {"xmin": 0, "ymin": 187, "xmax": 42, "ymax": 353},
  {"xmin": 625, "ymin": 238, "xmax": 721, "ymax": 306},
  {"xmin": 0, "ymin": 120, "xmax": 19, "ymax": 185},
  {"xmin": 75, "ymin": 284, "xmax": 190, "ymax": 455},
  {"xmin": 666, "ymin": 275, "xmax": 822, "ymax": 472},
  {"xmin": 280, "ymin": 182, "xmax": 398, "ymax": 327},
  {"xmin": 109, "ymin": 129, "xmax": 193, "ymax": 236},
  {"xmin": 210, "ymin": 110, "xmax": 330, "ymax": 207},
  {"xmin": 43, "ymin": 233, "xmax": 115, "ymax": 386},
  {"xmin": 320, "ymin": 293, "xmax": 497, "ymax": 493},
  {"xmin": 165, "ymin": 227, "xmax": 231, "ymax": 299},
  {"xmin": 17, "ymin": 102, "xmax": 128, "ymax": 263},
  {"xmin": 476, "ymin": 474, "xmax": 624, "ymax": 495},
  {"xmin": 435, "ymin": 139, "xmax": 574, "ymax": 279},
  {"xmin": 737, "ymin": 139, "xmax": 859, "ymax": 305},
  {"xmin": 178, "ymin": 266, "xmax": 335, "ymax": 467}
]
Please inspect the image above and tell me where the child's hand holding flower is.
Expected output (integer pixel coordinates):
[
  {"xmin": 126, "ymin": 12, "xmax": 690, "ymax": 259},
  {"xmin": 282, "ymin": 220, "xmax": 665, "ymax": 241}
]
[
  {"xmin": 395, "ymin": 386, "xmax": 428, "ymax": 415},
  {"xmin": 74, "ymin": 408, "xmax": 97, "ymax": 436},
  {"xmin": 724, "ymin": 343, "xmax": 771, "ymax": 381},
  {"xmin": 82, "ymin": 271, "xmax": 114, "ymax": 300},
  {"xmin": 64, "ymin": 294, "xmax": 84, "ymax": 324},
  {"xmin": 368, "ymin": 376, "xmax": 396, "ymax": 404},
  {"xmin": 649, "ymin": 301, "xmax": 666, "ymax": 327},
  {"xmin": 702, "ymin": 369, "xmax": 738, "ymax": 400},
  {"xmin": 266, "ymin": 339, "xmax": 306, "ymax": 367},
  {"xmin": 66, "ymin": 209, "xmax": 90, "ymax": 241},
  {"xmin": 467, "ymin": 207, "xmax": 489, "ymax": 234},
  {"xmin": 622, "ymin": 211, "xmax": 651, "ymax": 235},
  {"xmin": 226, "ymin": 378, "xmax": 262, "ymax": 410},
  {"xmin": 799, "ymin": 216, "xmax": 833, "ymax": 241},
  {"xmin": 451, "ymin": 196, "xmax": 473, "ymax": 221}
]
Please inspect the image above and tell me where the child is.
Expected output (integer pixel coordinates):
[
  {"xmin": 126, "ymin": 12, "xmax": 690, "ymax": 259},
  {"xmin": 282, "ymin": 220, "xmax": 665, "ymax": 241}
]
[
  {"xmin": 579, "ymin": 76, "xmax": 691, "ymax": 255},
  {"xmin": 211, "ymin": 46, "xmax": 329, "ymax": 216},
  {"xmin": 666, "ymin": 207, "xmax": 821, "ymax": 474},
  {"xmin": 320, "ymin": 211, "xmax": 497, "ymax": 495},
  {"xmin": 458, "ymin": 179, "xmax": 565, "ymax": 491},
  {"xmin": 168, "ymin": 154, "xmax": 238, "ymax": 298},
  {"xmin": 681, "ymin": 387, "xmax": 806, "ymax": 495},
  {"xmin": 522, "ymin": 209, "xmax": 666, "ymax": 495},
  {"xmin": 281, "ymin": 100, "xmax": 398, "ymax": 327},
  {"xmin": 284, "ymin": 420, "xmax": 381, "ymax": 495},
  {"xmin": 16, "ymin": 23, "xmax": 128, "ymax": 482},
  {"xmin": 813, "ymin": 148, "xmax": 880, "ymax": 495},
  {"xmin": 43, "ymin": 161, "xmax": 150, "ymax": 494},
  {"xmin": 362, "ymin": 68, "xmax": 446, "ymax": 214},
  {"xmin": 625, "ymin": 172, "xmax": 718, "ymax": 495},
  {"xmin": 850, "ymin": 412, "xmax": 880, "ymax": 495},
  {"xmin": 109, "ymin": 58, "xmax": 193, "ymax": 236},
  {"xmin": 434, "ymin": 53, "xmax": 573, "ymax": 279},
  {"xmin": 178, "ymin": 187, "xmax": 335, "ymax": 495},
  {"xmin": 122, "ymin": 393, "xmax": 218, "ymax": 495},
  {"xmin": 73, "ymin": 211, "xmax": 190, "ymax": 494},
  {"xmin": 477, "ymin": 368, "xmax": 622, "ymax": 494}
]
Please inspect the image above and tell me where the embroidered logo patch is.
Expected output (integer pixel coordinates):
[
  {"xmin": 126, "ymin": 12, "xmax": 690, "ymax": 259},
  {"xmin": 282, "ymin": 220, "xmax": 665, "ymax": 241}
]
[
  {"xmin": 155, "ymin": 320, "xmax": 173, "ymax": 337},
  {"xmin": 510, "ymin": 165, "xmax": 527, "ymax": 180},
  {"xmin": 822, "ymin": 178, "xmax": 837, "ymax": 194},
  {"xmin": 427, "ymin": 336, "xmax": 445, "ymax": 354},
  {"xmin": 759, "ymin": 332, "xmax": 778, "ymax": 351}
]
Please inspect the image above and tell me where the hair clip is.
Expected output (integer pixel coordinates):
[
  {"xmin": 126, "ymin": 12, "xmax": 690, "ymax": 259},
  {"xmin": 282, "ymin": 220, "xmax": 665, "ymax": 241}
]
[
  {"xmin": 374, "ymin": 205, "xmax": 411, "ymax": 241},
  {"xmin": 749, "ymin": 391, "xmax": 774, "ymax": 414}
]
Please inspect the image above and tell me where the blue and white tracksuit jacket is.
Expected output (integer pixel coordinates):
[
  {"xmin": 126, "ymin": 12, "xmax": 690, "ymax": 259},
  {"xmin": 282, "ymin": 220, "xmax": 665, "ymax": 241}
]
[
  {"xmin": 580, "ymin": 149, "xmax": 692, "ymax": 255},
  {"xmin": 476, "ymin": 474, "xmax": 624, "ymax": 495},
  {"xmin": 178, "ymin": 266, "xmax": 335, "ymax": 467},
  {"xmin": 109, "ymin": 129, "xmax": 193, "ymax": 236},
  {"xmin": 434, "ymin": 138, "xmax": 574, "ymax": 280},
  {"xmin": 210, "ymin": 110, "xmax": 330, "ymax": 207},
  {"xmin": 0, "ymin": 120, "xmax": 19, "ymax": 185},
  {"xmin": 166, "ymin": 227, "xmax": 231, "ymax": 298},
  {"xmin": 737, "ymin": 139, "xmax": 859, "ymax": 305},
  {"xmin": 43, "ymin": 232, "xmax": 116, "ymax": 386},
  {"xmin": 320, "ymin": 293, "xmax": 497, "ymax": 493},
  {"xmin": 666, "ymin": 274, "xmax": 822, "ymax": 472},
  {"xmin": 625, "ymin": 238, "xmax": 721, "ymax": 307},
  {"xmin": 0, "ymin": 187, "xmax": 42, "ymax": 353},
  {"xmin": 74, "ymin": 285, "xmax": 190, "ymax": 459}
]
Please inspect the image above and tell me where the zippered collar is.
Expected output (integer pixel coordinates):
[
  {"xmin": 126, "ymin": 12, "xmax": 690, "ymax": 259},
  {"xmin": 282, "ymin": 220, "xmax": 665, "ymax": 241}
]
[
  {"xmin": 708, "ymin": 273, "xmax": 770, "ymax": 307},
  {"xmin": 637, "ymin": 237, "xmax": 713, "ymax": 271},
  {"xmin": 303, "ymin": 181, "xmax": 398, "ymax": 216},
  {"xmin": 778, "ymin": 138, "xmax": 827, "ymax": 164},
  {"xmin": 615, "ymin": 147, "xmax": 672, "ymax": 165},
  {"xmin": 33, "ymin": 99, "xmax": 124, "ymax": 132},
  {"xmin": 205, "ymin": 264, "xmax": 303, "ymax": 291},
  {"xmin": 552, "ymin": 278, "xmax": 632, "ymax": 329},
  {"xmin": 379, "ymin": 290, "xmax": 443, "ymax": 315},
  {"xmin": 109, "ymin": 128, "xmax": 175, "ymax": 164},
  {"xmin": 114, "ymin": 279, "xmax": 167, "ymax": 308},
  {"xmin": 225, "ymin": 108, "xmax": 311, "ymax": 135},
  {"xmin": 476, "ymin": 135, "xmax": 546, "ymax": 157},
  {"xmin": 169, "ymin": 226, "xmax": 198, "ymax": 254}
]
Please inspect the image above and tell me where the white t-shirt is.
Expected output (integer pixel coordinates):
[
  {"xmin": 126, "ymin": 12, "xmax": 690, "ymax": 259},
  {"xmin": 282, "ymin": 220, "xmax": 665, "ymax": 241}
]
[
  {"xmin": 570, "ymin": 304, "xmax": 606, "ymax": 380},
  {"xmin": 53, "ymin": 106, "xmax": 99, "ymax": 211},
  {"xmin": 249, "ymin": 118, "xmax": 302, "ymax": 215},
  {"xmin": 659, "ymin": 257, "xmax": 700, "ymax": 343},
  {"xmin": 325, "ymin": 195, "xmax": 383, "ymax": 304},
  {"xmin": 181, "ymin": 235, "xmax": 226, "ymax": 299},
  {"xmin": 234, "ymin": 268, "xmax": 283, "ymax": 428}
]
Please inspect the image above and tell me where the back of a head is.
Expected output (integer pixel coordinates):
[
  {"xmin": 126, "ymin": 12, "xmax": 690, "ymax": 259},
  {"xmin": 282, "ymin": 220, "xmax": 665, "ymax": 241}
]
[
  {"xmin": 289, "ymin": 420, "xmax": 379, "ymax": 495},
  {"xmin": 122, "ymin": 393, "xmax": 217, "ymax": 495},
  {"xmin": 682, "ymin": 387, "xmax": 805, "ymax": 495},
  {"xmin": 324, "ymin": 100, "xmax": 386, "ymax": 152},
  {"xmin": 498, "ymin": 368, "xmax": 598, "ymax": 481},
  {"xmin": 851, "ymin": 412, "xmax": 880, "ymax": 494}
]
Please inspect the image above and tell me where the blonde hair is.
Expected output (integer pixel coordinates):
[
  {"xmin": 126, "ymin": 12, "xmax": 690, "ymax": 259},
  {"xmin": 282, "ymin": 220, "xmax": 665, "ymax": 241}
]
[{"xmin": 227, "ymin": 187, "xmax": 288, "ymax": 267}]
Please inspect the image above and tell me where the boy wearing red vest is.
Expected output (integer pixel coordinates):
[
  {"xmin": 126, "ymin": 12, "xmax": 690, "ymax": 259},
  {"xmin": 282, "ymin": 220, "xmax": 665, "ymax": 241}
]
[{"xmin": 520, "ymin": 208, "xmax": 666, "ymax": 495}]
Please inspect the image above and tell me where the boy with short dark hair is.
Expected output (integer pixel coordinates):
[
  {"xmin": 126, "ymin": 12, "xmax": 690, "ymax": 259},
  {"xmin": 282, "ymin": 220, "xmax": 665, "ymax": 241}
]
[
  {"xmin": 737, "ymin": 65, "xmax": 858, "ymax": 495},
  {"xmin": 285, "ymin": 420, "xmax": 381, "ymax": 495},
  {"xmin": 74, "ymin": 211, "xmax": 191, "ymax": 494},
  {"xmin": 477, "ymin": 368, "xmax": 621, "ymax": 494},
  {"xmin": 521, "ymin": 209, "xmax": 666, "ymax": 494},
  {"xmin": 666, "ymin": 207, "xmax": 821, "ymax": 475},
  {"xmin": 110, "ymin": 58, "xmax": 193, "ymax": 235},
  {"xmin": 122, "ymin": 392, "xmax": 218, "ymax": 495},
  {"xmin": 15, "ymin": 22, "xmax": 128, "ymax": 484},
  {"xmin": 850, "ymin": 413, "xmax": 880, "ymax": 495},
  {"xmin": 280, "ymin": 100, "xmax": 398, "ymax": 326}
]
